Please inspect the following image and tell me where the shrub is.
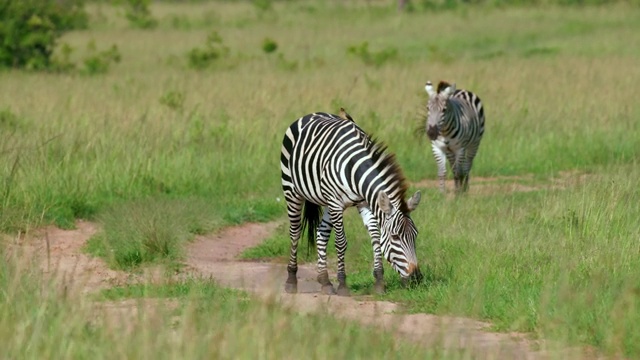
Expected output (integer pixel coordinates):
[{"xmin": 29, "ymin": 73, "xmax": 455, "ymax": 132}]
[
  {"xmin": 0, "ymin": 108, "xmax": 23, "ymax": 131},
  {"xmin": 122, "ymin": 0, "xmax": 158, "ymax": 29},
  {"xmin": 262, "ymin": 38, "xmax": 278, "ymax": 54},
  {"xmin": 0, "ymin": 0, "xmax": 88, "ymax": 70},
  {"xmin": 346, "ymin": 41, "xmax": 398, "ymax": 68},
  {"xmin": 252, "ymin": 0, "xmax": 273, "ymax": 12},
  {"xmin": 159, "ymin": 90, "xmax": 186, "ymax": 112},
  {"xmin": 51, "ymin": 42, "xmax": 77, "ymax": 72},
  {"xmin": 82, "ymin": 41, "xmax": 122, "ymax": 75},
  {"xmin": 48, "ymin": 0, "xmax": 89, "ymax": 30},
  {"xmin": 187, "ymin": 31, "xmax": 229, "ymax": 70}
]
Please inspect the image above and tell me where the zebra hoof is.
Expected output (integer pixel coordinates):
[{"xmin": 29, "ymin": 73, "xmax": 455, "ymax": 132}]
[
  {"xmin": 336, "ymin": 285, "xmax": 350, "ymax": 297},
  {"xmin": 374, "ymin": 282, "xmax": 386, "ymax": 295},
  {"xmin": 321, "ymin": 284, "xmax": 337, "ymax": 295},
  {"xmin": 284, "ymin": 282, "xmax": 298, "ymax": 294}
]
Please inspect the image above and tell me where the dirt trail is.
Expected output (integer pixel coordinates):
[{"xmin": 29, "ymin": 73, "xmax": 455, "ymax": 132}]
[
  {"xmin": 184, "ymin": 222, "xmax": 593, "ymax": 359},
  {"xmin": 411, "ymin": 171, "xmax": 594, "ymax": 197},
  {"xmin": 16, "ymin": 179, "xmax": 600, "ymax": 359},
  {"xmin": 8, "ymin": 221, "xmax": 131, "ymax": 295}
]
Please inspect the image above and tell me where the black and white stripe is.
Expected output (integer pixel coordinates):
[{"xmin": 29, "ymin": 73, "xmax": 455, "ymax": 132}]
[
  {"xmin": 281, "ymin": 112, "xmax": 422, "ymax": 296},
  {"xmin": 425, "ymin": 81, "xmax": 485, "ymax": 194}
]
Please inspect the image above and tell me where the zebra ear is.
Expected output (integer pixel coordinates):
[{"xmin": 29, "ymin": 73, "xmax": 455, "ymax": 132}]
[
  {"xmin": 442, "ymin": 83, "xmax": 456, "ymax": 97},
  {"xmin": 425, "ymin": 81, "xmax": 436, "ymax": 97},
  {"xmin": 377, "ymin": 191, "xmax": 392, "ymax": 216},
  {"xmin": 407, "ymin": 191, "xmax": 421, "ymax": 212}
]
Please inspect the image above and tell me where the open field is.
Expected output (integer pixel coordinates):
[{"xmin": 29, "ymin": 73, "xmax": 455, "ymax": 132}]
[{"xmin": 1, "ymin": 0, "xmax": 640, "ymax": 358}]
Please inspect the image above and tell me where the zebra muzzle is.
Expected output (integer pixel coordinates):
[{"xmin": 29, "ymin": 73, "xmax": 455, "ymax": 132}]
[
  {"xmin": 426, "ymin": 125, "xmax": 439, "ymax": 141},
  {"xmin": 401, "ymin": 263, "xmax": 423, "ymax": 287}
]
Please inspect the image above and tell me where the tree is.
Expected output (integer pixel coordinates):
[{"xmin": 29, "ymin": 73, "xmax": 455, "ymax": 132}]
[{"xmin": 0, "ymin": 0, "xmax": 87, "ymax": 70}]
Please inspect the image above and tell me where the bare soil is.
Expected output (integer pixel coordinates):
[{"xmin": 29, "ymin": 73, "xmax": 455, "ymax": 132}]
[
  {"xmin": 7, "ymin": 221, "xmax": 131, "ymax": 295},
  {"xmin": 12, "ymin": 174, "xmax": 605, "ymax": 358},
  {"xmin": 184, "ymin": 222, "xmax": 600, "ymax": 359},
  {"xmin": 412, "ymin": 171, "xmax": 595, "ymax": 197}
]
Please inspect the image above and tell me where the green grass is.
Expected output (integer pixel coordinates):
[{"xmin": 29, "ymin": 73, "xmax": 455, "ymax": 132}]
[
  {"xmin": 0, "ymin": 252, "xmax": 458, "ymax": 359},
  {"xmin": 2, "ymin": 1, "xmax": 640, "ymax": 357},
  {"xmin": 97, "ymin": 278, "xmax": 240, "ymax": 300},
  {"xmin": 249, "ymin": 165, "xmax": 640, "ymax": 356}
]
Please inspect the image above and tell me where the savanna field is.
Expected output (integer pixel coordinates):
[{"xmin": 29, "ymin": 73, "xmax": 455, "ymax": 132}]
[{"xmin": 1, "ymin": 0, "xmax": 640, "ymax": 358}]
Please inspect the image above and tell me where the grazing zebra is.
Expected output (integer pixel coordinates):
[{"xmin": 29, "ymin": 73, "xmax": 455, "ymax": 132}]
[
  {"xmin": 425, "ymin": 80, "xmax": 485, "ymax": 194},
  {"xmin": 281, "ymin": 112, "xmax": 422, "ymax": 296}
]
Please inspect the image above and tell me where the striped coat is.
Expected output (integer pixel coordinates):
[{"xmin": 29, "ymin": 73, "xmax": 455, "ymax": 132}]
[
  {"xmin": 281, "ymin": 112, "xmax": 422, "ymax": 295},
  {"xmin": 425, "ymin": 81, "xmax": 485, "ymax": 194}
]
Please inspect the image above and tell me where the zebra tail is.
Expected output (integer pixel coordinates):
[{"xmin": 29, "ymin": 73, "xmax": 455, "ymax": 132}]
[{"xmin": 301, "ymin": 200, "xmax": 321, "ymax": 256}]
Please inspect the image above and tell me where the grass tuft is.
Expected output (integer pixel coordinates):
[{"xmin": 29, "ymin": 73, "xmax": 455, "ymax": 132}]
[{"xmin": 85, "ymin": 197, "xmax": 222, "ymax": 269}]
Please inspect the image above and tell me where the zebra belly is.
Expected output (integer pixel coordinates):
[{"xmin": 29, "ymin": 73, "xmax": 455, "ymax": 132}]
[
  {"xmin": 290, "ymin": 171, "xmax": 362, "ymax": 209},
  {"xmin": 290, "ymin": 174, "xmax": 328, "ymax": 206}
]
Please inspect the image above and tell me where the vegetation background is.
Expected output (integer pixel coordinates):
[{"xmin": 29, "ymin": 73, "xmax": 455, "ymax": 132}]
[{"xmin": 1, "ymin": 0, "xmax": 639, "ymax": 358}]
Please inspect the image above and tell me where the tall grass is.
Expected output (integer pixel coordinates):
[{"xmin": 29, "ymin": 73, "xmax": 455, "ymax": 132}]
[
  {"xmin": 1, "ymin": 1, "xmax": 640, "ymax": 356},
  {"xmin": 1, "ymin": 3, "xmax": 638, "ymax": 230}
]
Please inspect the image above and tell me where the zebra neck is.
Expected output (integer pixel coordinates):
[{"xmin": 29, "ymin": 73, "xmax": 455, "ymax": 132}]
[{"xmin": 440, "ymin": 99, "xmax": 465, "ymax": 134}]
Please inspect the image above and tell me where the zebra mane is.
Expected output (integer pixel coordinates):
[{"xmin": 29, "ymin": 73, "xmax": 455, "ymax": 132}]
[
  {"xmin": 365, "ymin": 136, "xmax": 410, "ymax": 214},
  {"xmin": 437, "ymin": 81, "xmax": 451, "ymax": 94}
]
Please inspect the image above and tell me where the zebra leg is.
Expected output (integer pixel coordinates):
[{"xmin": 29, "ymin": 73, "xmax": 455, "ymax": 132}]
[
  {"xmin": 431, "ymin": 141, "xmax": 448, "ymax": 194},
  {"xmin": 460, "ymin": 159, "xmax": 470, "ymax": 193},
  {"xmin": 357, "ymin": 204, "xmax": 385, "ymax": 294},
  {"xmin": 446, "ymin": 150, "xmax": 457, "ymax": 192},
  {"xmin": 453, "ymin": 149, "xmax": 466, "ymax": 194},
  {"xmin": 462, "ymin": 144, "xmax": 480, "ymax": 193},
  {"xmin": 329, "ymin": 205, "xmax": 350, "ymax": 297},
  {"xmin": 284, "ymin": 193, "xmax": 304, "ymax": 294},
  {"xmin": 316, "ymin": 209, "xmax": 336, "ymax": 295}
]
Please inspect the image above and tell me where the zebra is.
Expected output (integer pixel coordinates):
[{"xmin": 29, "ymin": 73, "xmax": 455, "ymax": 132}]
[
  {"xmin": 425, "ymin": 80, "xmax": 485, "ymax": 194},
  {"xmin": 280, "ymin": 112, "xmax": 422, "ymax": 296}
]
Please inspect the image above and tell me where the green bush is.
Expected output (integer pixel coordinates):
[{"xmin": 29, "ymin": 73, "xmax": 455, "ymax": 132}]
[
  {"xmin": 48, "ymin": 0, "xmax": 89, "ymax": 30},
  {"xmin": 0, "ymin": 0, "xmax": 88, "ymax": 70},
  {"xmin": 82, "ymin": 41, "xmax": 121, "ymax": 75},
  {"xmin": 346, "ymin": 41, "xmax": 398, "ymax": 68},
  {"xmin": 0, "ymin": 108, "xmax": 23, "ymax": 131},
  {"xmin": 262, "ymin": 38, "xmax": 278, "ymax": 54},
  {"xmin": 252, "ymin": 0, "xmax": 273, "ymax": 12},
  {"xmin": 126, "ymin": 0, "xmax": 158, "ymax": 29},
  {"xmin": 187, "ymin": 31, "xmax": 229, "ymax": 70},
  {"xmin": 159, "ymin": 90, "xmax": 186, "ymax": 112}
]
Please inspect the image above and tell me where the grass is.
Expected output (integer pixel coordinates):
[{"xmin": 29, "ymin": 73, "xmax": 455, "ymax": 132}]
[
  {"xmin": 1, "ymin": 0, "xmax": 640, "ymax": 357},
  {"xmin": 248, "ymin": 164, "xmax": 640, "ymax": 355},
  {"xmin": 0, "ymin": 251, "xmax": 456, "ymax": 359}
]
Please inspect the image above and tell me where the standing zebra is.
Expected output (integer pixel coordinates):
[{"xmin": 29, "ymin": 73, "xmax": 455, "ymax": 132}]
[
  {"xmin": 281, "ymin": 112, "xmax": 422, "ymax": 296},
  {"xmin": 425, "ymin": 81, "xmax": 485, "ymax": 194}
]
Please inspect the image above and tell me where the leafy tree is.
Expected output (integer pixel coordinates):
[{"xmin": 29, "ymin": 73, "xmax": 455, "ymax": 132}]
[{"xmin": 0, "ymin": 0, "xmax": 88, "ymax": 70}]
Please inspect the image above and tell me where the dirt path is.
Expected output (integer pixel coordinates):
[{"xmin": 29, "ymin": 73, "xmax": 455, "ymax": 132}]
[
  {"xmin": 184, "ymin": 222, "xmax": 594, "ymax": 359},
  {"xmin": 411, "ymin": 171, "xmax": 594, "ymax": 197},
  {"xmin": 17, "ymin": 222, "xmax": 596, "ymax": 359},
  {"xmin": 8, "ymin": 221, "xmax": 132, "ymax": 295},
  {"xmin": 15, "ymin": 172, "xmax": 601, "ymax": 358}
]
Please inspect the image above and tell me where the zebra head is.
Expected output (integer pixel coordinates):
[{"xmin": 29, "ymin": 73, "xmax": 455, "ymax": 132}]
[
  {"xmin": 377, "ymin": 190, "xmax": 422, "ymax": 283},
  {"xmin": 425, "ymin": 81, "xmax": 456, "ymax": 141}
]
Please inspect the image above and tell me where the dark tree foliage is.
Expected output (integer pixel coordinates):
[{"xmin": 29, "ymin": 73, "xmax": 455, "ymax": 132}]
[{"xmin": 0, "ymin": 0, "xmax": 88, "ymax": 70}]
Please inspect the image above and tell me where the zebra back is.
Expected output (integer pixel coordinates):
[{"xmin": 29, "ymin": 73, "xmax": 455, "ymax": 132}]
[{"xmin": 281, "ymin": 113, "xmax": 412, "ymax": 215}]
